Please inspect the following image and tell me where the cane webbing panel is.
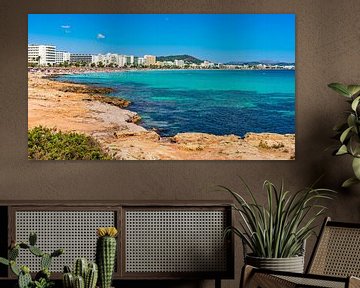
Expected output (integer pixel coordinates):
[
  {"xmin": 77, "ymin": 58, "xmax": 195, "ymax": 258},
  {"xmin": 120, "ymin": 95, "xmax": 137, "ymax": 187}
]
[
  {"xmin": 277, "ymin": 275, "xmax": 345, "ymax": 288},
  {"xmin": 249, "ymin": 273, "xmax": 297, "ymax": 288},
  {"xmin": 15, "ymin": 211, "xmax": 115, "ymax": 272},
  {"xmin": 125, "ymin": 210, "xmax": 227, "ymax": 273},
  {"xmin": 309, "ymin": 226, "xmax": 360, "ymax": 277}
]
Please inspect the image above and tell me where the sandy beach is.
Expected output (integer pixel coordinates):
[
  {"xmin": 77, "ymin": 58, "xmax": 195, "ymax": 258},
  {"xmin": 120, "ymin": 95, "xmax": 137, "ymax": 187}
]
[{"xmin": 28, "ymin": 68, "xmax": 295, "ymax": 160}]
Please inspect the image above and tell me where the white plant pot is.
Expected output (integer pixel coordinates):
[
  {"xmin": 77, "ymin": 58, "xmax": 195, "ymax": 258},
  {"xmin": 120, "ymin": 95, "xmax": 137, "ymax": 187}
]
[{"xmin": 245, "ymin": 254, "xmax": 305, "ymax": 273}]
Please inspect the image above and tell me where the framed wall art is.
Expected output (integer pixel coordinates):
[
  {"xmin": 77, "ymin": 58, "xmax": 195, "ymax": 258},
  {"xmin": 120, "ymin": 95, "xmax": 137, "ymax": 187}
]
[{"xmin": 28, "ymin": 14, "xmax": 295, "ymax": 160}]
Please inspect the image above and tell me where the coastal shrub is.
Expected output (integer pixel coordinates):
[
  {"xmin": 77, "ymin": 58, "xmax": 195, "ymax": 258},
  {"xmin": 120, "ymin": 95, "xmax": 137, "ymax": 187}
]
[{"xmin": 28, "ymin": 126, "xmax": 112, "ymax": 160}]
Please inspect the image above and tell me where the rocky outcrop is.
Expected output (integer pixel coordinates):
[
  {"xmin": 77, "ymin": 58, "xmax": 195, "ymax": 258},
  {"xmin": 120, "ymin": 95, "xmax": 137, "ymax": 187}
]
[
  {"xmin": 83, "ymin": 95, "xmax": 130, "ymax": 109},
  {"xmin": 59, "ymin": 86, "xmax": 114, "ymax": 94}
]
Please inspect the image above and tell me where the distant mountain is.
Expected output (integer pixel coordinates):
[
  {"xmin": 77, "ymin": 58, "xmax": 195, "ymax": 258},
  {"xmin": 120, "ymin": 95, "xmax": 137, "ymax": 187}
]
[
  {"xmin": 156, "ymin": 54, "xmax": 203, "ymax": 64},
  {"xmin": 225, "ymin": 61, "xmax": 295, "ymax": 66}
]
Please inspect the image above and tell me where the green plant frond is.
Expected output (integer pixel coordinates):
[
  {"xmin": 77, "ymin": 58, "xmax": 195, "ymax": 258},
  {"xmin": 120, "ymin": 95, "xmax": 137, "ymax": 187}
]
[
  {"xmin": 238, "ymin": 176, "xmax": 259, "ymax": 206},
  {"xmin": 228, "ymin": 226, "xmax": 255, "ymax": 252},
  {"xmin": 303, "ymin": 194, "xmax": 333, "ymax": 207},
  {"xmin": 248, "ymin": 203, "xmax": 266, "ymax": 221},
  {"xmin": 328, "ymin": 83, "xmax": 352, "ymax": 98},
  {"xmin": 218, "ymin": 185, "xmax": 247, "ymax": 205},
  {"xmin": 307, "ymin": 175, "xmax": 326, "ymax": 189},
  {"xmin": 237, "ymin": 206, "xmax": 259, "ymax": 236}
]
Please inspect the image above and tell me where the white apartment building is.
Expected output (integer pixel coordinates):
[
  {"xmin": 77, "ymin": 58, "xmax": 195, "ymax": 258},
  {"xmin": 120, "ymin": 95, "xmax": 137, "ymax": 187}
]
[
  {"xmin": 137, "ymin": 57, "xmax": 145, "ymax": 66},
  {"xmin": 55, "ymin": 51, "xmax": 70, "ymax": 64},
  {"xmin": 163, "ymin": 61, "xmax": 174, "ymax": 66},
  {"xmin": 125, "ymin": 55, "xmax": 134, "ymax": 66},
  {"xmin": 92, "ymin": 53, "xmax": 127, "ymax": 67},
  {"xmin": 201, "ymin": 61, "xmax": 215, "ymax": 68},
  {"xmin": 144, "ymin": 55, "xmax": 156, "ymax": 66},
  {"xmin": 28, "ymin": 45, "xmax": 56, "ymax": 66},
  {"xmin": 174, "ymin": 59, "xmax": 185, "ymax": 67},
  {"xmin": 106, "ymin": 53, "xmax": 119, "ymax": 66}
]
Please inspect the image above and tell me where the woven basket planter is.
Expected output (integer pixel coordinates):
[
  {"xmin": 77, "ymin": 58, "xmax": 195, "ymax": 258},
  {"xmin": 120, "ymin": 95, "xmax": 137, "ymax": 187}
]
[{"xmin": 245, "ymin": 254, "xmax": 305, "ymax": 273}]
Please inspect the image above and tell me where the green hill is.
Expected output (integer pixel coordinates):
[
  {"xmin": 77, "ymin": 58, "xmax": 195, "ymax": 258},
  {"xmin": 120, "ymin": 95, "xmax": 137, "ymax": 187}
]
[{"xmin": 156, "ymin": 54, "xmax": 203, "ymax": 64}]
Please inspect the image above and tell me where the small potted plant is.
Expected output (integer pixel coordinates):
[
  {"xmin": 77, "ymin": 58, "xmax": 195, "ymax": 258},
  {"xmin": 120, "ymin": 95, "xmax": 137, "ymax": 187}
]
[{"xmin": 221, "ymin": 179, "xmax": 334, "ymax": 273}]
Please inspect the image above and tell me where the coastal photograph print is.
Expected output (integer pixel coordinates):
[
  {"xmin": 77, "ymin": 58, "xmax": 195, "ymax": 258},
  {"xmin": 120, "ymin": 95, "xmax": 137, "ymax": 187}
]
[{"xmin": 28, "ymin": 14, "xmax": 295, "ymax": 160}]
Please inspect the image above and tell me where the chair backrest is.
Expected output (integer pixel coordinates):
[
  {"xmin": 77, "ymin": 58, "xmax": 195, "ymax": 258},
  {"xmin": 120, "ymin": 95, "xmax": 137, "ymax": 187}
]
[{"xmin": 307, "ymin": 217, "xmax": 360, "ymax": 277}]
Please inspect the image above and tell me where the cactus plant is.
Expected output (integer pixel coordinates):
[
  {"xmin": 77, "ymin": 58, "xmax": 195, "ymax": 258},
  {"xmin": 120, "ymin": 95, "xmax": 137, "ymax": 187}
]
[
  {"xmin": 73, "ymin": 275, "xmax": 85, "ymax": 288},
  {"xmin": 41, "ymin": 254, "xmax": 52, "ymax": 270},
  {"xmin": 19, "ymin": 268, "xmax": 32, "ymax": 288},
  {"xmin": 85, "ymin": 262, "xmax": 98, "ymax": 288},
  {"xmin": 96, "ymin": 227, "xmax": 118, "ymax": 288},
  {"xmin": 0, "ymin": 232, "xmax": 63, "ymax": 288},
  {"xmin": 74, "ymin": 258, "xmax": 88, "ymax": 279},
  {"xmin": 29, "ymin": 232, "xmax": 37, "ymax": 246},
  {"xmin": 62, "ymin": 259, "xmax": 98, "ymax": 288}
]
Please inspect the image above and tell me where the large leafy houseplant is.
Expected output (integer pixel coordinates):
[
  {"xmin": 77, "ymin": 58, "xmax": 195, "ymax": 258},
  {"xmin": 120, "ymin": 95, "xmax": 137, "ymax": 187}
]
[
  {"xmin": 221, "ymin": 180, "xmax": 334, "ymax": 261},
  {"xmin": 328, "ymin": 83, "xmax": 360, "ymax": 187}
]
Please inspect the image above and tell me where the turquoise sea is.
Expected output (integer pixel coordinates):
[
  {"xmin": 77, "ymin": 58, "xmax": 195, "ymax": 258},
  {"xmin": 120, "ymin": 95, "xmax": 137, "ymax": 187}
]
[{"xmin": 58, "ymin": 70, "xmax": 295, "ymax": 137}]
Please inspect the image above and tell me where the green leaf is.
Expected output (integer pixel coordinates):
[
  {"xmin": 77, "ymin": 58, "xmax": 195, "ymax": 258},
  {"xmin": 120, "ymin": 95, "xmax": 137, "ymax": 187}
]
[
  {"xmin": 40, "ymin": 254, "xmax": 51, "ymax": 270},
  {"xmin": 10, "ymin": 261, "xmax": 20, "ymax": 276},
  {"xmin": 352, "ymin": 157, "xmax": 360, "ymax": 179},
  {"xmin": 340, "ymin": 127, "xmax": 353, "ymax": 143},
  {"xmin": 29, "ymin": 246, "xmax": 44, "ymax": 257},
  {"xmin": 8, "ymin": 247, "xmax": 19, "ymax": 261},
  {"xmin": 0, "ymin": 257, "xmax": 9, "ymax": 266},
  {"xmin": 328, "ymin": 83, "xmax": 351, "ymax": 97},
  {"xmin": 347, "ymin": 85, "xmax": 360, "ymax": 97},
  {"xmin": 342, "ymin": 177, "xmax": 360, "ymax": 188},
  {"xmin": 336, "ymin": 145, "xmax": 348, "ymax": 155},
  {"xmin": 352, "ymin": 96, "xmax": 360, "ymax": 111},
  {"xmin": 348, "ymin": 135, "xmax": 360, "ymax": 157},
  {"xmin": 347, "ymin": 114, "xmax": 356, "ymax": 128}
]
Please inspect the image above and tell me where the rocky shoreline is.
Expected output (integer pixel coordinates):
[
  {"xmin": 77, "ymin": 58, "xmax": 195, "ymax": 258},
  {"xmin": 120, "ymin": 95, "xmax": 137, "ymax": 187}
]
[{"xmin": 28, "ymin": 69, "xmax": 295, "ymax": 160}]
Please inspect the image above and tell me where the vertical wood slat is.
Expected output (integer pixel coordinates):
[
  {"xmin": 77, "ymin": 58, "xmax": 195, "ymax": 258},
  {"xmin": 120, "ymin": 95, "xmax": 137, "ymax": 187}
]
[{"xmin": 0, "ymin": 206, "xmax": 8, "ymax": 278}]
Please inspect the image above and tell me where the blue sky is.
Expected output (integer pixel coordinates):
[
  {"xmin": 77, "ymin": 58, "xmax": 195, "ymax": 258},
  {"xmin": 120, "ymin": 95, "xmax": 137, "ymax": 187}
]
[{"xmin": 28, "ymin": 14, "xmax": 295, "ymax": 63}]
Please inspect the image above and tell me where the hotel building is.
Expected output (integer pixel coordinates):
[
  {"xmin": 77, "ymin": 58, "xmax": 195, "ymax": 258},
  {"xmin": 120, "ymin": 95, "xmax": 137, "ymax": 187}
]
[
  {"xmin": 55, "ymin": 51, "xmax": 71, "ymax": 64},
  {"xmin": 70, "ymin": 54, "xmax": 93, "ymax": 64},
  {"xmin": 137, "ymin": 57, "xmax": 145, "ymax": 66},
  {"xmin": 28, "ymin": 45, "xmax": 56, "ymax": 66},
  {"xmin": 144, "ymin": 55, "xmax": 156, "ymax": 66},
  {"xmin": 174, "ymin": 59, "xmax": 185, "ymax": 67},
  {"xmin": 92, "ymin": 53, "xmax": 126, "ymax": 67}
]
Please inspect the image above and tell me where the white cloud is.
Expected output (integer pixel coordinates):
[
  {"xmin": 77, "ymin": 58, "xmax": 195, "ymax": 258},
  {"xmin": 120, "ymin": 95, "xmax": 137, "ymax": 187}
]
[
  {"xmin": 97, "ymin": 33, "xmax": 106, "ymax": 39},
  {"xmin": 61, "ymin": 25, "xmax": 71, "ymax": 29}
]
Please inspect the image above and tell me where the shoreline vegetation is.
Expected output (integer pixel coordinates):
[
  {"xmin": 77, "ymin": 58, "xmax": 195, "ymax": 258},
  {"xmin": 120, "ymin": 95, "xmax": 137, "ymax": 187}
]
[{"xmin": 28, "ymin": 67, "xmax": 295, "ymax": 160}]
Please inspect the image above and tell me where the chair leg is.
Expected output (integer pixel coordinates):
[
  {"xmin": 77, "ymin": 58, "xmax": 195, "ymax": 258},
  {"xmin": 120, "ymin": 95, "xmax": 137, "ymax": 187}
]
[
  {"xmin": 349, "ymin": 276, "xmax": 360, "ymax": 288},
  {"xmin": 215, "ymin": 278, "xmax": 221, "ymax": 288},
  {"xmin": 240, "ymin": 265, "xmax": 255, "ymax": 288}
]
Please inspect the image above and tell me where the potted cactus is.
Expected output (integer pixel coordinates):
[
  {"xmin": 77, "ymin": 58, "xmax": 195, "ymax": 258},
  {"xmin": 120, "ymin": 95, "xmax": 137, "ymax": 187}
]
[
  {"xmin": 0, "ymin": 232, "xmax": 63, "ymax": 288},
  {"xmin": 62, "ymin": 258, "xmax": 98, "ymax": 288},
  {"xmin": 96, "ymin": 227, "xmax": 118, "ymax": 288}
]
